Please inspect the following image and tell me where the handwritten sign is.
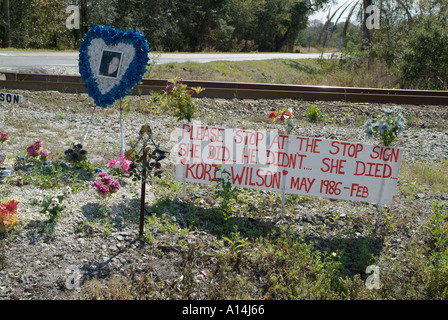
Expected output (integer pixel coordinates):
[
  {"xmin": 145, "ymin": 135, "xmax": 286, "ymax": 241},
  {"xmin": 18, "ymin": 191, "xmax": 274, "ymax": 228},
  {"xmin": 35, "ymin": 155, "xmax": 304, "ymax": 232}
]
[
  {"xmin": 175, "ymin": 123, "xmax": 403, "ymax": 205},
  {"xmin": 0, "ymin": 92, "xmax": 23, "ymax": 104}
]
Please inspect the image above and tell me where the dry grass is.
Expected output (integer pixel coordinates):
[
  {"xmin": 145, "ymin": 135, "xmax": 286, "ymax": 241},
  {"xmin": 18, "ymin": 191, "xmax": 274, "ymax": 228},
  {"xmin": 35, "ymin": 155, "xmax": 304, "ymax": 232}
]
[{"xmin": 146, "ymin": 58, "xmax": 400, "ymax": 89}]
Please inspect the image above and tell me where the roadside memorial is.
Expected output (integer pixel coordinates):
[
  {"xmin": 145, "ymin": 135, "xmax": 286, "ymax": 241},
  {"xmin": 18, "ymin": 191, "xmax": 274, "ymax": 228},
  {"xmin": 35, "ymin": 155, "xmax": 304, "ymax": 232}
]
[
  {"xmin": 78, "ymin": 24, "xmax": 150, "ymax": 155},
  {"xmin": 175, "ymin": 123, "xmax": 403, "ymax": 218}
]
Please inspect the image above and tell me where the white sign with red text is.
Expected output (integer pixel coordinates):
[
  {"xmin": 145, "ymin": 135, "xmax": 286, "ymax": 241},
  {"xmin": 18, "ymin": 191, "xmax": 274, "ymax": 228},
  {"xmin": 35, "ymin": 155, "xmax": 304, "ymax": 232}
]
[{"xmin": 175, "ymin": 123, "xmax": 403, "ymax": 205}]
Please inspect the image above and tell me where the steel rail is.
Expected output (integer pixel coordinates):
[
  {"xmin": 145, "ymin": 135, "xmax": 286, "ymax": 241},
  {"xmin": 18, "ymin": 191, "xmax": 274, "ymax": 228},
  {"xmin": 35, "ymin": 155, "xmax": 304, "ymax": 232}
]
[{"xmin": 1, "ymin": 72, "xmax": 448, "ymax": 105}]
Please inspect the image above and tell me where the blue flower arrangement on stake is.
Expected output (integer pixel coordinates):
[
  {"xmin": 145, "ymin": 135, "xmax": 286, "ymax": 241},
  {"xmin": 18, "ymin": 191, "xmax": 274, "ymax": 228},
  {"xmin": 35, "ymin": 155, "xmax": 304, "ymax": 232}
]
[{"xmin": 79, "ymin": 24, "xmax": 150, "ymax": 108}]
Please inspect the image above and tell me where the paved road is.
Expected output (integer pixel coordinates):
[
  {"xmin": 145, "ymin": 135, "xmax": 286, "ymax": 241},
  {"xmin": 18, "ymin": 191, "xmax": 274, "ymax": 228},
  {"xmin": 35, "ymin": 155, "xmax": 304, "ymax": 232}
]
[{"xmin": 0, "ymin": 51, "xmax": 337, "ymax": 74}]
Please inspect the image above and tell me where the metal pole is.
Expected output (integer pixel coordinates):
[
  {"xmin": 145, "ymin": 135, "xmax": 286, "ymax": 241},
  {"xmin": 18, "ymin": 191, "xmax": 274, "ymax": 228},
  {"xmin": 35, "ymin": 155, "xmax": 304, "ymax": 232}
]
[
  {"xmin": 279, "ymin": 135, "xmax": 290, "ymax": 218},
  {"xmin": 80, "ymin": 105, "xmax": 97, "ymax": 145},
  {"xmin": 375, "ymin": 204, "xmax": 382, "ymax": 231},
  {"xmin": 139, "ymin": 146, "xmax": 148, "ymax": 238},
  {"xmin": 119, "ymin": 100, "xmax": 125, "ymax": 155}
]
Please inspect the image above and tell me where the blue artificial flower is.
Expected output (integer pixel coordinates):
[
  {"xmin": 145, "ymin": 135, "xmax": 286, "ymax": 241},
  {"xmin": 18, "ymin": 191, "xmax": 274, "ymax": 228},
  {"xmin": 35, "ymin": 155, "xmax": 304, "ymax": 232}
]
[
  {"xmin": 376, "ymin": 120, "xmax": 391, "ymax": 135},
  {"xmin": 43, "ymin": 161, "xmax": 50, "ymax": 166},
  {"xmin": 362, "ymin": 119, "xmax": 375, "ymax": 138},
  {"xmin": 396, "ymin": 117, "xmax": 406, "ymax": 133},
  {"xmin": 94, "ymin": 168, "xmax": 103, "ymax": 173},
  {"xmin": 60, "ymin": 162, "xmax": 68, "ymax": 168},
  {"xmin": 79, "ymin": 24, "xmax": 151, "ymax": 109}
]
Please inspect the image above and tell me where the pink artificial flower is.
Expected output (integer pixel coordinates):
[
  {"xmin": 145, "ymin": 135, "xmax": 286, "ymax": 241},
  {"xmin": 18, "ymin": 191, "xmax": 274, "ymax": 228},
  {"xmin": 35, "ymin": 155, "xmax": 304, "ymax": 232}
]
[
  {"xmin": 39, "ymin": 148, "xmax": 50, "ymax": 157},
  {"xmin": 97, "ymin": 184, "xmax": 109, "ymax": 196},
  {"xmin": 108, "ymin": 158, "xmax": 119, "ymax": 168},
  {"xmin": 109, "ymin": 180, "xmax": 120, "ymax": 191},
  {"xmin": 0, "ymin": 132, "xmax": 9, "ymax": 143},
  {"xmin": 186, "ymin": 90, "xmax": 194, "ymax": 95},
  {"xmin": 118, "ymin": 155, "xmax": 131, "ymax": 173},
  {"xmin": 98, "ymin": 172, "xmax": 108, "ymax": 178},
  {"xmin": 91, "ymin": 180, "xmax": 103, "ymax": 189},
  {"xmin": 101, "ymin": 175, "xmax": 112, "ymax": 185},
  {"xmin": 34, "ymin": 140, "xmax": 43, "ymax": 148},
  {"xmin": 27, "ymin": 145, "xmax": 39, "ymax": 156}
]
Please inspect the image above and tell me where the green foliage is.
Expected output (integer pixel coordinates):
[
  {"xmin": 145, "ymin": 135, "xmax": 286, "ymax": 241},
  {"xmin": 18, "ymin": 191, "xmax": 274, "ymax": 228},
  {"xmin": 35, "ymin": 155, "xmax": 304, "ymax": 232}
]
[
  {"xmin": 2, "ymin": 0, "xmax": 331, "ymax": 52},
  {"xmin": 152, "ymin": 78, "xmax": 204, "ymax": 122},
  {"xmin": 304, "ymin": 104, "xmax": 325, "ymax": 122},
  {"xmin": 399, "ymin": 15, "xmax": 448, "ymax": 90},
  {"xmin": 426, "ymin": 201, "xmax": 448, "ymax": 251},
  {"xmin": 213, "ymin": 166, "xmax": 241, "ymax": 218},
  {"xmin": 31, "ymin": 187, "xmax": 71, "ymax": 222}
]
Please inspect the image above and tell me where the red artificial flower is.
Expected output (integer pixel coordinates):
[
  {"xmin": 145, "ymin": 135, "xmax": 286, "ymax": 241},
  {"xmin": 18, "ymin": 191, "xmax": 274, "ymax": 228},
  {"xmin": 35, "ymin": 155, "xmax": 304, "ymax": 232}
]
[
  {"xmin": 268, "ymin": 111, "xmax": 277, "ymax": 119},
  {"xmin": 5, "ymin": 199, "xmax": 19, "ymax": 212},
  {"xmin": 282, "ymin": 110, "xmax": 293, "ymax": 117},
  {"xmin": 165, "ymin": 84, "xmax": 174, "ymax": 92}
]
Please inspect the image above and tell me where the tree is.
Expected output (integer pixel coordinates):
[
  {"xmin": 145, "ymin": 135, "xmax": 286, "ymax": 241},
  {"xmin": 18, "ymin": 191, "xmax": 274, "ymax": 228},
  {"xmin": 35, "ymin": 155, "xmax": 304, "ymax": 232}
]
[{"xmin": 1, "ymin": 0, "xmax": 11, "ymax": 47}]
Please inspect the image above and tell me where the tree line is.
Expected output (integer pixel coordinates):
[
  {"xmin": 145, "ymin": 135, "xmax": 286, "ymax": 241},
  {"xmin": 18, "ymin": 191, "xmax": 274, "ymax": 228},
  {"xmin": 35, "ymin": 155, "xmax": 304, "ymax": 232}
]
[
  {"xmin": 0, "ymin": 0, "xmax": 331, "ymax": 52},
  {"xmin": 1, "ymin": 0, "xmax": 447, "ymax": 90}
]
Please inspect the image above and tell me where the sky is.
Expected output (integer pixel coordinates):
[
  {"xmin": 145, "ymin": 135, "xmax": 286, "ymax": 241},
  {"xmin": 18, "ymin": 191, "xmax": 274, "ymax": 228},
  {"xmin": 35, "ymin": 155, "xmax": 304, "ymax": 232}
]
[{"xmin": 309, "ymin": 0, "xmax": 354, "ymax": 23}]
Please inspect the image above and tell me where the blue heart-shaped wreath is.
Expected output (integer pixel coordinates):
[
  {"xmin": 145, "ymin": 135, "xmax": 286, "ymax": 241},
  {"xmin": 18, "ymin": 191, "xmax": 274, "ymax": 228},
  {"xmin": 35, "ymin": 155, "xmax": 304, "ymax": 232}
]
[{"xmin": 79, "ymin": 24, "xmax": 150, "ymax": 108}]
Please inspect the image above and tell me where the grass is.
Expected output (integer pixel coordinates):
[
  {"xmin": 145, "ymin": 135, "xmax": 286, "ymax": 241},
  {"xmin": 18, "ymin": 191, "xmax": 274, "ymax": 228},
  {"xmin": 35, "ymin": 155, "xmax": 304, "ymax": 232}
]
[
  {"xmin": 1, "ymin": 73, "xmax": 447, "ymax": 300},
  {"xmin": 399, "ymin": 159, "xmax": 448, "ymax": 195},
  {"xmin": 146, "ymin": 57, "xmax": 400, "ymax": 89}
]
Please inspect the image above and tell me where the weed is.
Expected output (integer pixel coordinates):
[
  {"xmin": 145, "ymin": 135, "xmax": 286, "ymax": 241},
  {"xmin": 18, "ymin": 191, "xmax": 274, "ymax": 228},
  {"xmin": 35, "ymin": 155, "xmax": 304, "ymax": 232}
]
[
  {"xmin": 213, "ymin": 166, "xmax": 240, "ymax": 219},
  {"xmin": 304, "ymin": 104, "xmax": 325, "ymax": 122}
]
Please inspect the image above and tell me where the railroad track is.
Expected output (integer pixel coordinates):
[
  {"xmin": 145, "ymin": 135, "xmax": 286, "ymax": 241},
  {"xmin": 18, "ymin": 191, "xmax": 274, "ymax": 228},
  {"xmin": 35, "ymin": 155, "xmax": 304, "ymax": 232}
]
[{"xmin": 1, "ymin": 72, "xmax": 448, "ymax": 105}]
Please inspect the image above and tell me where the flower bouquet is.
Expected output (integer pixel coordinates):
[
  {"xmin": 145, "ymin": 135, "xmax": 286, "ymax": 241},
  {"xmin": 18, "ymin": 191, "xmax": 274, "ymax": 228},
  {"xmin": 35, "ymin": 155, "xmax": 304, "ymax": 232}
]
[
  {"xmin": 108, "ymin": 155, "xmax": 132, "ymax": 175},
  {"xmin": 64, "ymin": 144, "xmax": 89, "ymax": 168},
  {"xmin": 269, "ymin": 107, "xmax": 295, "ymax": 134},
  {"xmin": 91, "ymin": 172, "xmax": 120, "ymax": 201},
  {"xmin": 362, "ymin": 106, "xmax": 406, "ymax": 146},
  {"xmin": 32, "ymin": 187, "xmax": 71, "ymax": 222},
  {"xmin": 0, "ymin": 199, "xmax": 21, "ymax": 233},
  {"xmin": 26, "ymin": 140, "xmax": 51, "ymax": 162},
  {"xmin": 0, "ymin": 131, "xmax": 10, "ymax": 168}
]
